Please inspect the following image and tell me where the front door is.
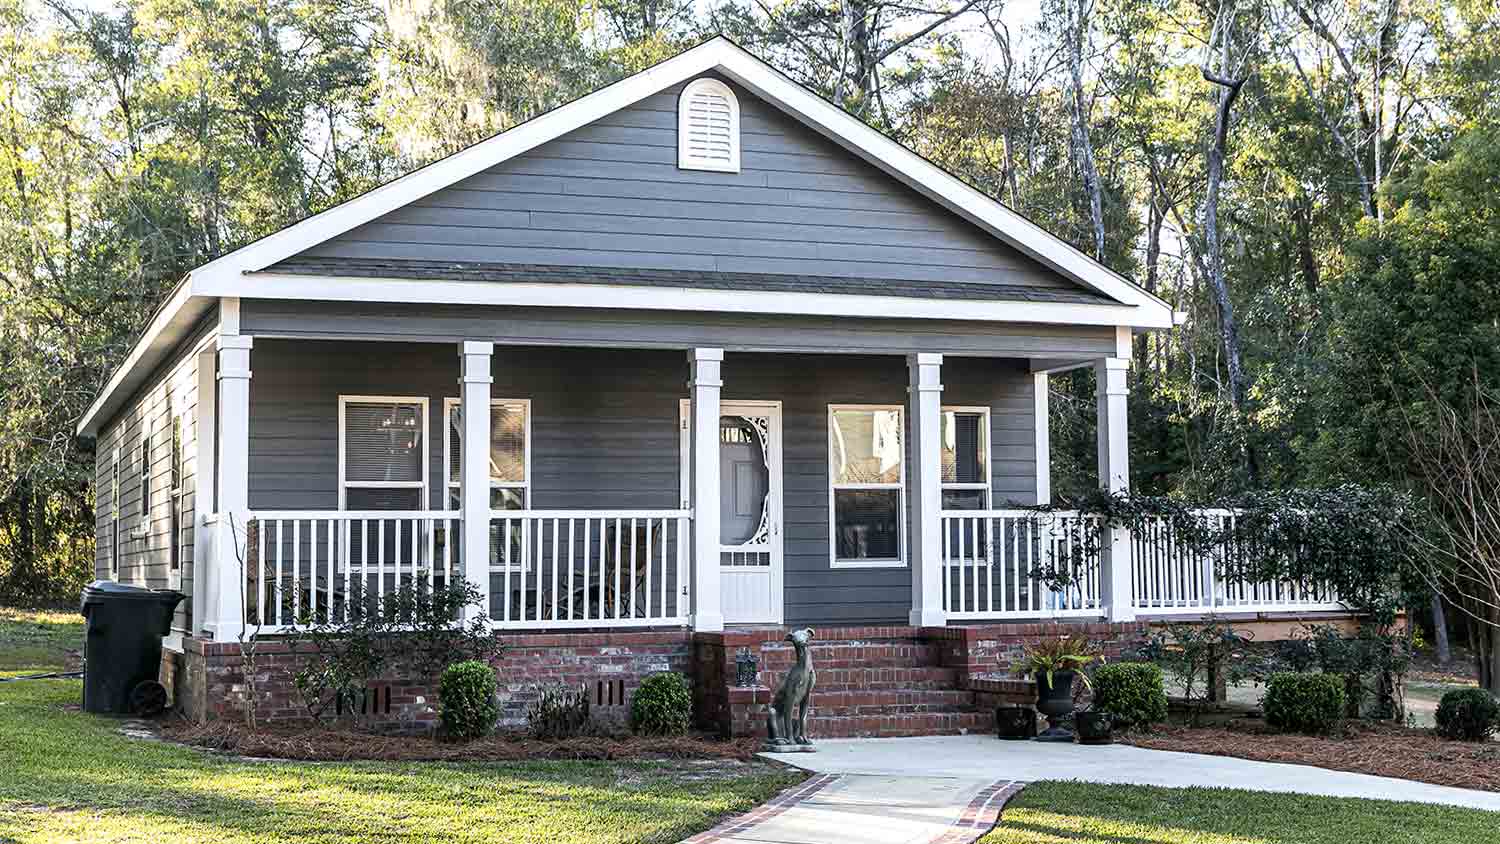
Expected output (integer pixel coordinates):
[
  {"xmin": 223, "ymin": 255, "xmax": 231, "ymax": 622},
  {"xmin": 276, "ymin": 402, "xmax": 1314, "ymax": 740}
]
[{"xmin": 681, "ymin": 400, "xmax": 783, "ymax": 624}]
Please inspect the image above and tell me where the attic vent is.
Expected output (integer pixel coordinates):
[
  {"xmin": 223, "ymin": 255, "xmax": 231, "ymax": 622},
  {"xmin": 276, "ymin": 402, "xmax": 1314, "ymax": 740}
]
[{"xmin": 678, "ymin": 78, "xmax": 740, "ymax": 173}]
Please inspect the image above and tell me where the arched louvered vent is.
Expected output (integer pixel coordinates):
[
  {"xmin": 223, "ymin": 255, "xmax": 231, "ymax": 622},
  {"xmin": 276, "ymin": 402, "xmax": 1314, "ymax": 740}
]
[{"xmin": 678, "ymin": 78, "xmax": 740, "ymax": 173}]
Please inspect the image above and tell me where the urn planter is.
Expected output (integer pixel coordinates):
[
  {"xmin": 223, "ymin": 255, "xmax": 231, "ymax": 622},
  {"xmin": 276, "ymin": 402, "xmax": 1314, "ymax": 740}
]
[
  {"xmin": 995, "ymin": 705, "xmax": 1036, "ymax": 740},
  {"xmin": 1034, "ymin": 670, "xmax": 1077, "ymax": 742}
]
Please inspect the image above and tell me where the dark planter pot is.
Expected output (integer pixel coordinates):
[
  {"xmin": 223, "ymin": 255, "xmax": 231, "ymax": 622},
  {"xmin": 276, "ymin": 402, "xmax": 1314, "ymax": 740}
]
[
  {"xmin": 995, "ymin": 705, "xmax": 1036, "ymax": 740},
  {"xmin": 1076, "ymin": 710, "xmax": 1114, "ymax": 745},
  {"xmin": 1034, "ymin": 670, "xmax": 1076, "ymax": 742}
]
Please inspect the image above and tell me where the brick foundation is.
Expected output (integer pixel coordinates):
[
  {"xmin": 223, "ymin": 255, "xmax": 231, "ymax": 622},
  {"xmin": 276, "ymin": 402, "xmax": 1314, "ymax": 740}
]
[{"xmin": 175, "ymin": 621, "xmax": 1147, "ymax": 739}]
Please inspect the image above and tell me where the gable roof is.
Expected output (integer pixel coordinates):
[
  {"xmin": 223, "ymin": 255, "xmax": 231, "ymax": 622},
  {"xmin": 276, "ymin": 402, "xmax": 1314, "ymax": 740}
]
[{"xmin": 78, "ymin": 36, "xmax": 1177, "ymax": 437}]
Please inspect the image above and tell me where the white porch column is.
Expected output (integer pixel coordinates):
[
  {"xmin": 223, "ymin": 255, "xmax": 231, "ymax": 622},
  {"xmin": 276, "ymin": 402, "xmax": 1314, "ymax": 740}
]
[
  {"xmin": 689, "ymin": 348, "xmax": 724, "ymax": 632},
  {"xmin": 459, "ymin": 341, "xmax": 494, "ymax": 623},
  {"xmin": 1095, "ymin": 356, "xmax": 1135, "ymax": 622},
  {"xmin": 209, "ymin": 333, "xmax": 252, "ymax": 642},
  {"xmin": 908, "ymin": 353, "xmax": 946, "ymax": 627}
]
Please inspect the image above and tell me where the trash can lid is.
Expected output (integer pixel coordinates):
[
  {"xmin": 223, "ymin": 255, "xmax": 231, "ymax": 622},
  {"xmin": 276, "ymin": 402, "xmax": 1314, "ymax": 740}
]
[{"xmin": 80, "ymin": 580, "xmax": 186, "ymax": 606}]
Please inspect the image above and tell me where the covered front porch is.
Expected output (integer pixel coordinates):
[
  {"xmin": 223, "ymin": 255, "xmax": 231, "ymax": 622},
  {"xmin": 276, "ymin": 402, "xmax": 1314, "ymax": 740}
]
[{"xmin": 191, "ymin": 331, "xmax": 1341, "ymax": 643}]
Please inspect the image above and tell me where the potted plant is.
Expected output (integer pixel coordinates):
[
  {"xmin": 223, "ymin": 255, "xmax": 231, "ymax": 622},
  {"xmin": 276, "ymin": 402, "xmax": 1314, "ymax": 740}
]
[
  {"xmin": 1014, "ymin": 635, "xmax": 1098, "ymax": 742},
  {"xmin": 1074, "ymin": 705, "xmax": 1113, "ymax": 745}
]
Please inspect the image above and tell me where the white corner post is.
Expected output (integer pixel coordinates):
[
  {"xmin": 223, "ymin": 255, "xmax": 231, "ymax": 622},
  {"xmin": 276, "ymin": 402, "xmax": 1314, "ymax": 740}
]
[
  {"xmin": 908, "ymin": 353, "xmax": 947, "ymax": 627},
  {"xmin": 1033, "ymin": 371, "xmax": 1051, "ymax": 506},
  {"xmin": 689, "ymin": 348, "xmax": 724, "ymax": 632},
  {"xmin": 209, "ymin": 332, "xmax": 252, "ymax": 642},
  {"xmin": 1096, "ymin": 356, "xmax": 1135, "ymax": 622},
  {"xmin": 459, "ymin": 341, "xmax": 494, "ymax": 623}
]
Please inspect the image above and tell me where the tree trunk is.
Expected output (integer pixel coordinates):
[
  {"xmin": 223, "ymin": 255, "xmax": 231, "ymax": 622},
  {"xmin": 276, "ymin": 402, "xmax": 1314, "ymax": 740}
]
[
  {"xmin": 1064, "ymin": 0, "xmax": 1105, "ymax": 260},
  {"xmin": 1430, "ymin": 593, "xmax": 1451, "ymax": 665}
]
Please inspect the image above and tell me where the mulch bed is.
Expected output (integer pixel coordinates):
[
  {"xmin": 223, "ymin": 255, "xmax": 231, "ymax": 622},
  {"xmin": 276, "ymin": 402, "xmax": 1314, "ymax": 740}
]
[
  {"xmin": 160, "ymin": 719, "xmax": 766, "ymax": 763},
  {"xmin": 1120, "ymin": 721, "xmax": 1500, "ymax": 793}
]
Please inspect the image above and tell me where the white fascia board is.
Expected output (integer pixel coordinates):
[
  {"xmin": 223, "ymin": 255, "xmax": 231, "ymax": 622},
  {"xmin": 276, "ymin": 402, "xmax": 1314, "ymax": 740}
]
[
  {"xmin": 207, "ymin": 272, "xmax": 1174, "ymax": 329},
  {"xmin": 76, "ymin": 282, "xmax": 212, "ymax": 438}
]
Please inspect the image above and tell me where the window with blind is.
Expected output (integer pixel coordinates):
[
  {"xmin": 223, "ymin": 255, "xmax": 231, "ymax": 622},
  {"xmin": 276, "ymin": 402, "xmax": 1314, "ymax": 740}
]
[
  {"xmin": 678, "ymin": 77, "xmax": 740, "ymax": 173},
  {"xmin": 828, "ymin": 405, "xmax": 905, "ymax": 568},
  {"xmin": 443, "ymin": 398, "xmax": 530, "ymax": 511},
  {"xmin": 941, "ymin": 407, "xmax": 992, "ymax": 563},
  {"xmin": 110, "ymin": 447, "xmax": 120, "ymax": 577},
  {"xmin": 339, "ymin": 397, "xmax": 429, "ymax": 511}
]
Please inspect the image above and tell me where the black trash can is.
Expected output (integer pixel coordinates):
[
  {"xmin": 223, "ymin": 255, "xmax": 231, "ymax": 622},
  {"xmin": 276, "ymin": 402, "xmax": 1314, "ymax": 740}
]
[{"xmin": 79, "ymin": 581, "xmax": 185, "ymax": 715}]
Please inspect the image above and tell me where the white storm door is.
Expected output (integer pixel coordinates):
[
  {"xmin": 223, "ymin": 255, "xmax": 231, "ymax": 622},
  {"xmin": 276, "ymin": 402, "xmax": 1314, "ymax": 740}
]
[{"xmin": 680, "ymin": 400, "xmax": 784, "ymax": 624}]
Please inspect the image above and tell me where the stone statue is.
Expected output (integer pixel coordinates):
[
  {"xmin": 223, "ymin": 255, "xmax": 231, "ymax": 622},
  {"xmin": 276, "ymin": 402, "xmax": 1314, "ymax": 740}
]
[{"xmin": 764, "ymin": 627, "xmax": 817, "ymax": 752}]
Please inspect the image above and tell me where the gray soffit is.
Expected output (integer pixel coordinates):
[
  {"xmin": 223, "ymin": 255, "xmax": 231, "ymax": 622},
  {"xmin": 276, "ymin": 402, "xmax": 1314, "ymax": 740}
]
[{"xmin": 260, "ymin": 257, "xmax": 1116, "ymax": 305}]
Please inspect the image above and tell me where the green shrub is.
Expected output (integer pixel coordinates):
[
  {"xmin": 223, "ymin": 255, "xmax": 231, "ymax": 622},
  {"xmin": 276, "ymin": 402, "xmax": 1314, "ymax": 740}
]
[
  {"xmin": 1091, "ymin": 662, "xmax": 1168, "ymax": 729},
  {"xmin": 630, "ymin": 672, "xmax": 692, "ymax": 736},
  {"xmin": 438, "ymin": 660, "xmax": 498, "ymax": 740},
  {"xmin": 1435, "ymin": 688, "xmax": 1500, "ymax": 741},
  {"xmin": 1262, "ymin": 672, "xmax": 1345, "ymax": 734},
  {"xmin": 526, "ymin": 683, "xmax": 593, "ymax": 739}
]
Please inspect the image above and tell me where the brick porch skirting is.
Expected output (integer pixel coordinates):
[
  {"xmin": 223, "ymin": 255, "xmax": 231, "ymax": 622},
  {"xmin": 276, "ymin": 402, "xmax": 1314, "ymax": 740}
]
[{"xmin": 167, "ymin": 621, "xmax": 1147, "ymax": 738}]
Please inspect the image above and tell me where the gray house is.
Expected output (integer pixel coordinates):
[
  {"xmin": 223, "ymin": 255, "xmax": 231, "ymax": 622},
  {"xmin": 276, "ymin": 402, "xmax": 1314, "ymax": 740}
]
[{"xmin": 78, "ymin": 39, "xmax": 1340, "ymax": 730}]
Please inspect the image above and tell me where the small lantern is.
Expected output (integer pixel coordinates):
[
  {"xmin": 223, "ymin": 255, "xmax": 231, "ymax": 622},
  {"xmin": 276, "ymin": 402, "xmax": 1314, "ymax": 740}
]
[{"xmin": 734, "ymin": 648, "xmax": 759, "ymax": 687}]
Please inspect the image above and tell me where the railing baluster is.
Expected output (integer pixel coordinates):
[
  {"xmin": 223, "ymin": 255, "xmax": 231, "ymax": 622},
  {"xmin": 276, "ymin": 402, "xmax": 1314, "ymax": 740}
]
[
  {"xmin": 550, "ymin": 517, "xmax": 560, "ymax": 622},
  {"xmin": 941, "ymin": 515, "xmax": 951, "ymax": 613},
  {"xmin": 583, "ymin": 518, "xmax": 592, "ymax": 621},
  {"xmin": 275, "ymin": 520, "xmax": 284, "ymax": 626},
  {"xmin": 629, "ymin": 518, "xmax": 639, "ymax": 620},
  {"xmin": 567, "ymin": 518, "xmax": 576, "ymax": 622},
  {"xmin": 613, "ymin": 518, "xmax": 622, "ymax": 620},
  {"xmin": 256, "ymin": 519, "xmax": 266, "ymax": 626},
  {"xmin": 502, "ymin": 517, "xmax": 512, "ymax": 625},
  {"xmin": 645, "ymin": 518, "xmax": 654, "ymax": 620}
]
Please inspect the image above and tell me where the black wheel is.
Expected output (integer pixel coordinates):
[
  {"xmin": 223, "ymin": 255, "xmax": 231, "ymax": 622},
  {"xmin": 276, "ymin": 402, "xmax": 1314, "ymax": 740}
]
[{"xmin": 129, "ymin": 680, "xmax": 168, "ymax": 717}]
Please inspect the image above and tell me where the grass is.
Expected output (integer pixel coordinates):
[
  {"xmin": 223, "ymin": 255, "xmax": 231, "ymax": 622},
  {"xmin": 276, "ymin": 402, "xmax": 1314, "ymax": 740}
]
[
  {"xmin": 0, "ymin": 607, "xmax": 83, "ymax": 673},
  {"xmin": 0, "ymin": 611, "xmax": 801, "ymax": 843},
  {"xmin": 984, "ymin": 781, "xmax": 1500, "ymax": 843}
]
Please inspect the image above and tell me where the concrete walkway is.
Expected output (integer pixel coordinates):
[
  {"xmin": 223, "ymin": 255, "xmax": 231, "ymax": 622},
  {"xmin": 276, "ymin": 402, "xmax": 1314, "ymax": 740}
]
[
  {"xmin": 680, "ymin": 772, "xmax": 1022, "ymax": 844},
  {"xmin": 769, "ymin": 734, "xmax": 1500, "ymax": 812}
]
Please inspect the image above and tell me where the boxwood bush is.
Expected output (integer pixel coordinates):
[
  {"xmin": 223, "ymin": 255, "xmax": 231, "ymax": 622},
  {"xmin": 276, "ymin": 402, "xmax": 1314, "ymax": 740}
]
[
  {"xmin": 1091, "ymin": 662, "xmax": 1168, "ymax": 729},
  {"xmin": 1262, "ymin": 672, "xmax": 1345, "ymax": 734},
  {"xmin": 630, "ymin": 672, "xmax": 692, "ymax": 736},
  {"xmin": 1435, "ymin": 688, "xmax": 1500, "ymax": 741},
  {"xmin": 438, "ymin": 660, "xmax": 498, "ymax": 740}
]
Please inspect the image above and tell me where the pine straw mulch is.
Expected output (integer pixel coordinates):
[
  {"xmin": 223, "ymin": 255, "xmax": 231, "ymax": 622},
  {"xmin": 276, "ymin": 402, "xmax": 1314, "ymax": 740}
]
[
  {"xmin": 161, "ymin": 719, "xmax": 767, "ymax": 764},
  {"xmin": 1120, "ymin": 720, "xmax": 1500, "ymax": 793}
]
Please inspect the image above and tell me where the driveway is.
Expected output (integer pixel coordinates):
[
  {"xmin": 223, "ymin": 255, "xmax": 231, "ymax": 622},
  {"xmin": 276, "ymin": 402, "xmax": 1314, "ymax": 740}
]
[{"xmin": 765, "ymin": 734, "xmax": 1500, "ymax": 812}]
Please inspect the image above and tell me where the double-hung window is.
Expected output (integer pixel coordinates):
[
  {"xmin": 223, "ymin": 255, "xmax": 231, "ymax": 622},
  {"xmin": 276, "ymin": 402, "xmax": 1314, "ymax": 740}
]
[
  {"xmin": 828, "ymin": 405, "xmax": 905, "ymax": 568},
  {"xmin": 442, "ymin": 398, "xmax": 530, "ymax": 511},
  {"xmin": 444, "ymin": 398, "xmax": 530, "ymax": 569},
  {"xmin": 941, "ymin": 407, "xmax": 992, "ymax": 562},
  {"xmin": 339, "ymin": 396, "xmax": 429, "ymax": 511},
  {"xmin": 138, "ymin": 425, "xmax": 152, "ymax": 532},
  {"xmin": 169, "ymin": 412, "xmax": 184, "ymax": 578},
  {"xmin": 110, "ymin": 447, "xmax": 121, "ymax": 577}
]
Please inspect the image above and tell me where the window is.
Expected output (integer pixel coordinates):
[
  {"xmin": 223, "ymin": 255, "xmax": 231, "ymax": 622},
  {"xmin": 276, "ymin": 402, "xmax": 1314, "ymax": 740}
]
[
  {"xmin": 169, "ymin": 413, "xmax": 184, "ymax": 573},
  {"xmin": 138, "ymin": 425, "xmax": 151, "ymax": 528},
  {"xmin": 443, "ymin": 398, "xmax": 530, "ymax": 511},
  {"xmin": 339, "ymin": 396, "xmax": 429, "ymax": 511},
  {"xmin": 110, "ymin": 448, "xmax": 120, "ymax": 577},
  {"xmin": 678, "ymin": 77, "xmax": 740, "ymax": 173},
  {"xmin": 942, "ymin": 407, "xmax": 992, "ymax": 563},
  {"xmin": 828, "ymin": 405, "xmax": 905, "ymax": 568}
]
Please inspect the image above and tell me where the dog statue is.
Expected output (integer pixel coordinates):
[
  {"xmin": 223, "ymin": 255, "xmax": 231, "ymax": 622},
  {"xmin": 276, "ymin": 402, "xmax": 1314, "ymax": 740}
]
[{"xmin": 764, "ymin": 627, "xmax": 817, "ymax": 752}]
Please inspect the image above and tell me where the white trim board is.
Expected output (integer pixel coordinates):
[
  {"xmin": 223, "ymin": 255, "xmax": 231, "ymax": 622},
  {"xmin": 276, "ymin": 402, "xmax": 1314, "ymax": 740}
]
[
  {"xmin": 214, "ymin": 273, "xmax": 1174, "ymax": 329},
  {"xmin": 80, "ymin": 36, "xmax": 1178, "ymax": 439}
]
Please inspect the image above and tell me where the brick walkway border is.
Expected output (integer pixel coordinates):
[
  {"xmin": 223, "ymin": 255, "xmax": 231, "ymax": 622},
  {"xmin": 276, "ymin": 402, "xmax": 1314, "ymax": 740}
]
[
  {"xmin": 680, "ymin": 773, "xmax": 842, "ymax": 843},
  {"xmin": 930, "ymin": 779, "xmax": 1027, "ymax": 844}
]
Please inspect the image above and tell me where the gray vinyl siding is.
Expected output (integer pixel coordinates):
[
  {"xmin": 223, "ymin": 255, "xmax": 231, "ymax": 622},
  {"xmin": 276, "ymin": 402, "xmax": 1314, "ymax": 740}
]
[
  {"xmin": 291, "ymin": 76, "xmax": 1081, "ymax": 293},
  {"xmin": 240, "ymin": 300, "xmax": 1120, "ymax": 360},
  {"xmin": 246, "ymin": 340, "xmax": 1037, "ymax": 625},
  {"xmin": 93, "ymin": 317, "xmax": 214, "ymax": 632}
]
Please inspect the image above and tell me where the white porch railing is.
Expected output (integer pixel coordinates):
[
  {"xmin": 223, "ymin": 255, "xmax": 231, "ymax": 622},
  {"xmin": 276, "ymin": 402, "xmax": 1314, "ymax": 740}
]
[
  {"xmin": 941, "ymin": 509, "xmax": 1103, "ymax": 620},
  {"xmin": 488, "ymin": 509, "xmax": 691, "ymax": 629},
  {"xmin": 1132, "ymin": 510, "xmax": 1344, "ymax": 615},
  {"xmin": 245, "ymin": 511, "xmax": 462, "ymax": 630},
  {"xmin": 940, "ymin": 508, "xmax": 1345, "ymax": 622}
]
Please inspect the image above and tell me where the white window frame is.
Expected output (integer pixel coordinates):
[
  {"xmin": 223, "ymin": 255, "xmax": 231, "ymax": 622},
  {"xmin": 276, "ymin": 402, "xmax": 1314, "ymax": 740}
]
[
  {"xmin": 828, "ymin": 404, "xmax": 907, "ymax": 569},
  {"xmin": 677, "ymin": 77, "xmax": 741, "ymax": 173},
  {"xmin": 441, "ymin": 397, "xmax": 531, "ymax": 511},
  {"xmin": 338, "ymin": 395, "xmax": 430, "ymax": 511},
  {"xmin": 137, "ymin": 422, "xmax": 152, "ymax": 535},
  {"xmin": 941, "ymin": 405, "xmax": 993, "ymax": 565},
  {"xmin": 168, "ymin": 408, "xmax": 185, "ymax": 585}
]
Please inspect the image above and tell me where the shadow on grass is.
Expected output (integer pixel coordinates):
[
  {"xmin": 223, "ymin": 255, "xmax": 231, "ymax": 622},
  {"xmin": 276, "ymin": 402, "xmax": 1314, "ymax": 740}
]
[{"xmin": 1, "ymin": 680, "xmax": 796, "ymax": 844}]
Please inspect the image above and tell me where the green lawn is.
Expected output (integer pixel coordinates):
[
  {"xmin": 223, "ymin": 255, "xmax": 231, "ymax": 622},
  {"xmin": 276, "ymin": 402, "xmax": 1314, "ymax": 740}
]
[
  {"xmin": 0, "ymin": 607, "xmax": 801, "ymax": 844},
  {"xmin": 985, "ymin": 780, "xmax": 1500, "ymax": 843},
  {"xmin": 0, "ymin": 607, "xmax": 83, "ymax": 673}
]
